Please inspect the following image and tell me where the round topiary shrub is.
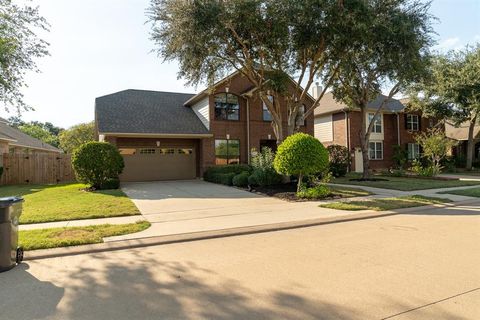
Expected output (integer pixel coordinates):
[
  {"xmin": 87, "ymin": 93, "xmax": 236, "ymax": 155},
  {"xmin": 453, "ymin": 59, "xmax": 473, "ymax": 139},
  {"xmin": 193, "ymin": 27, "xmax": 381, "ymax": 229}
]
[
  {"xmin": 274, "ymin": 133, "xmax": 329, "ymax": 192},
  {"xmin": 72, "ymin": 142, "xmax": 124, "ymax": 190}
]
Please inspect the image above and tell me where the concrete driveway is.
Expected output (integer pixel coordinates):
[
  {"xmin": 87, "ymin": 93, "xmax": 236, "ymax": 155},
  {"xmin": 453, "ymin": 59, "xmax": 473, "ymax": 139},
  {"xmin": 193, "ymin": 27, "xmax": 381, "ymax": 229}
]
[
  {"xmin": 112, "ymin": 180, "xmax": 359, "ymax": 241},
  {"xmin": 1, "ymin": 204, "xmax": 479, "ymax": 319}
]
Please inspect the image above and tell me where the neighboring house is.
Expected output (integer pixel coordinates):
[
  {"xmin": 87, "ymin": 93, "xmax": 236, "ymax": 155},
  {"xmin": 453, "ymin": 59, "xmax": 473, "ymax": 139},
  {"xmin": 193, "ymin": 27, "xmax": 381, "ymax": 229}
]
[
  {"xmin": 0, "ymin": 117, "xmax": 62, "ymax": 155},
  {"xmin": 313, "ymin": 87, "xmax": 433, "ymax": 172},
  {"xmin": 446, "ymin": 122, "xmax": 480, "ymax": 165},
  {"xmin": 95, "ymin": 72, "xmax": 314, "ymax": 182}
]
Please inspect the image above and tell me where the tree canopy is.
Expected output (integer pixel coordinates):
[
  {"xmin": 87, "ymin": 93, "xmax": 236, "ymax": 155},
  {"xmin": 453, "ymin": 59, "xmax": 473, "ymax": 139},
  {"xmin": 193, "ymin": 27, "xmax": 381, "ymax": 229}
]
[
  {"xmin": 8, "ymin": 117, "xmax": 63, "ymax": 148},
  {"xmin": 407, "ymin": 44, "xmax": 480, "ymax": 169},
  {"xmin": 59, "ymin": 122, "xmax": 95, "ymax": 154},
  {"xmin": 148, "ymin": 0, "xmax": 348, "ymax": 141},
  {"xmin": 328, "ymin": 0, "xmax": 434, "ymax": 178},
  {"xmin": 0, "ymin": 0, "xmax": 49, "ymax": 112}
]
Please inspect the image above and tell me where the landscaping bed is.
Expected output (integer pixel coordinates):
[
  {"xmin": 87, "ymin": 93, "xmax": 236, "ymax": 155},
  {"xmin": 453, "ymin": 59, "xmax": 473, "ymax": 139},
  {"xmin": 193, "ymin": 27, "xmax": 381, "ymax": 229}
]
[
  {"xmin": 0, "ymin": 183, "xmax": 140, "ymax": 224},
  {"xmin": 249, "ymin": 183, "xmax": 372, "ymax": 202},
  {"xmin": 320, "ymin": 195, "xmax": 451, "ymax": 211},
  {"xmin": 332, "ymin": 175, "xmax": 480, "ymax": 191},
  {"xmin": 19, "ymin": 221, "xmax": 150, "ymax": 250}
]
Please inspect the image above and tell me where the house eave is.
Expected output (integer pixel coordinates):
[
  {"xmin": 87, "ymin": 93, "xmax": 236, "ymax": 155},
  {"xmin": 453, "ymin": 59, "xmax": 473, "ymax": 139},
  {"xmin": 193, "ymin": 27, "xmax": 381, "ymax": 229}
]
[{"xmin": 100, "ymin": 132, "xmax": 213, "ymax": 139}]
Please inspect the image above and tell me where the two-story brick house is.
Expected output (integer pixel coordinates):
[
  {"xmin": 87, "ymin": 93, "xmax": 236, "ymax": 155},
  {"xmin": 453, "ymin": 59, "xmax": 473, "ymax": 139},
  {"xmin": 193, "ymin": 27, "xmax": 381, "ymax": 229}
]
[
  {"xmin": 95, "ymin": 72, "xmax": 314, "ymax": 181},
  {"xmin": 313, "ymin": 87, "xmax": 431, "ymax": 172}
]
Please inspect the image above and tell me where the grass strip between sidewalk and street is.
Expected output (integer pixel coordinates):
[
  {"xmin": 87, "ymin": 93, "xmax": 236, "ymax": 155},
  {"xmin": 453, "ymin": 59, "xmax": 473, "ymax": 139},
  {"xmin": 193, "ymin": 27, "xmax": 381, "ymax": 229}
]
[
  {"xmin": 319, "ymin": 195, "xmax": 451, "ymax": 211},
  {"xmin": 438, "ymin": 187, "xmax": 480, "ymax": 197},
  {"xmin": 0, "ymin": 183, "xmax": 140, "ymax": 224},
  {"xmin": 331, "ymin": 175, "xmax": 480, "ymax": 191},
  {"xmin": 19, "ymin": 221, "xmax": 151, "ymax": 251}
]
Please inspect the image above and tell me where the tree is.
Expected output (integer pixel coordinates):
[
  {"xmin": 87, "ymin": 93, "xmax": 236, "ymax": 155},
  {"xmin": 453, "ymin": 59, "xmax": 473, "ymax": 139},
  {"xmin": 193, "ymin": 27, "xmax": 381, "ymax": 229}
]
[
  {"xmin": 148, "ymin": 0, "xmax": 348, "ymax": 142},
  {"xmin": 273, "ymin": 133, "xmax": 329, "ymax": 192},
  {"xmin": 407, "ymin": 45, "xmax": 480, "ymax": 170},
  {"xmin": 59, "ymin": 122, "xmax": 95, "ymax": 154},
  {"xmin": 72, "ymin": 142, "xmax": 124, "ymax": 190},
  {"xmin": 415, "ymin": 128, "xmax": 456, "ymax": 176},
  {"xmin": 18, "ymin": 123, "xmax": 60, "ymax": 147},
  {"xmin": 0, "ymin": 0, "xmax": 49, "ymax": 111},
  {"xmin": 328, "ymin": 0, "xmax": 434, "ymax": 179}
]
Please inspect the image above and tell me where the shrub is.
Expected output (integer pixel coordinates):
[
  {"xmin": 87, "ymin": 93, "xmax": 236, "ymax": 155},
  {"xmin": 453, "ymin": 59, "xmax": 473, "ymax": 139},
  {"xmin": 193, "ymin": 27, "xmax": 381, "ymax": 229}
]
[
  {"xmin": 297, "ymin": 184, "xmax": 331, "ymax": 199},
  {"xmin": 72, "ymin": 142, "xmax": 124, "ymax": 189},
  {"xmin": 232, "ymin": 171, "xmax": 250, "ymax": 187},
  {"xmin": 327, "ymin": 145, "xmax": 350, "ymax": 177},
  {"xmin": 249, "ymin": 147, "xmax": 282, "ymax": 187},
  {"xmin": 392, "ymin": 145, "xmax": 408, "ymax": 169},
  {"xmin": 274, "ymin": 133, "xmax": 329, "ymax": 192},
  {"xmin": 100, "ymin": 178, "xmax": 120, "ymax": 190},
  {"xmin": 203, "ymin": 164, "xmax": 251, "ymax": 183},
  {"xmin": 248, "ymin": 173, "xmax": 257, "ymax": 186}
]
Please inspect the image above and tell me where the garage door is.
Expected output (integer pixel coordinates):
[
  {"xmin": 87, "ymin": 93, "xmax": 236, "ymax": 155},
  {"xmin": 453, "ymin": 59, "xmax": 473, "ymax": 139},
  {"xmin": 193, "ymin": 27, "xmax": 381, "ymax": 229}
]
[{"xmin": 119, "ymin": 147, "xmax": 196, "ymax": 182}]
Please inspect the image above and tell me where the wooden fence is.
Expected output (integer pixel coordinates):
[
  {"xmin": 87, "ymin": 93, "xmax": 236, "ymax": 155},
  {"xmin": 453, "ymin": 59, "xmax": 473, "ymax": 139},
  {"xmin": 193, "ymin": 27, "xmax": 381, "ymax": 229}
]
[{"xmin": 0, "ymin": 153, "xmax": 75, "ymax": 185}]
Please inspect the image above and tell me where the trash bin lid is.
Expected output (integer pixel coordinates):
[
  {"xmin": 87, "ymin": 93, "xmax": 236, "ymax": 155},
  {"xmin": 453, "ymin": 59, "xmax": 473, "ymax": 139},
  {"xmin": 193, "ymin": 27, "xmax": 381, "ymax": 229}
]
[{"xmin": 0, "ymin": 196, "xmax": 24, "ymax": 208}]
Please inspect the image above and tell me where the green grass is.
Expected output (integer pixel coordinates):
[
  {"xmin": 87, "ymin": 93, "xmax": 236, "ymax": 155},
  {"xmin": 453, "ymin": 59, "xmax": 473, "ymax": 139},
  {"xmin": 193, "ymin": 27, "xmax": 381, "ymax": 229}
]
[
  {"xmin": 329, "ymin": 185, "xmax": 373, "ymax": 198},
  {"xmin": 19, "ymin": 221, "xmax": 150, "ymax": 250},
  {"xmin": 438, "ymin": 187, "xmax": 480, "ymax": 197},
  {"xmin": 331, "ymin": 175, "xmax": 480, "ymax": 191},
  {"xmin": 0, "ymin": 183, "xmax": 140, "ymax": 224},
  {"xmin": 320, "ymin": 195, "xmax": 451, "ymax": 211}
]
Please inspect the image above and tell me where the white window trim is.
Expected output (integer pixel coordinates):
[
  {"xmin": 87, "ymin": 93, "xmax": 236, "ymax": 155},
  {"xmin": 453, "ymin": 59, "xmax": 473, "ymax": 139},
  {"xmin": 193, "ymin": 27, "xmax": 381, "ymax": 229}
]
[
  {"xmin": 368, "ymin": 141, "xmax": 384, "ymax": 160},
  {"xmin": 368, "ymin": 112, "xmax": 383, "ymax": 133}
]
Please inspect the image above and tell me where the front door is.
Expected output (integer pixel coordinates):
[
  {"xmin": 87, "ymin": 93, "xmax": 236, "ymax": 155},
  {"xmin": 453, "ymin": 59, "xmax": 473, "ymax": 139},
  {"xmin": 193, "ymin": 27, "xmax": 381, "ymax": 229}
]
[{"xmin": 354, "ymin": 147, "xmax": 363, "ymax": 173}]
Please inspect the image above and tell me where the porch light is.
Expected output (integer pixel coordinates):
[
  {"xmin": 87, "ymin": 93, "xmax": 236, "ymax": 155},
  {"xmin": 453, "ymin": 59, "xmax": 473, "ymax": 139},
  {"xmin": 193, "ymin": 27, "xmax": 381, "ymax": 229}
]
[
  {"xmin": 225, "ymin": 86, "xmax": 229, "ymax": 93},
  {"xmin": 156, "ymin": 141, "xmax": 160, "ymax": 147},
  {"xmin": 268, "ymin": 134, "xmax": 272, "ymax": 140},
  {"xmin": 226, "ymin": 134, "xmax": 230, "ymax": 140}
]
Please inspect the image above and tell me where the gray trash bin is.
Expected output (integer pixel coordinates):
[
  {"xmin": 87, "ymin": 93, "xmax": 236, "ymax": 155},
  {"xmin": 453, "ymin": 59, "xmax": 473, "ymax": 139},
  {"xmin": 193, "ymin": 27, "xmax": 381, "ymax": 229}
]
[{"xmin": 0, "ymin": 196, "xmax": 24, "ymax": 272}]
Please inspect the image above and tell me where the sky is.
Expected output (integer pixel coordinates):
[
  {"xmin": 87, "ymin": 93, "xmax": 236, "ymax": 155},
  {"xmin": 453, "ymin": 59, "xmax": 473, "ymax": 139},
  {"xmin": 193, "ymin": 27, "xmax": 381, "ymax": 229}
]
[{"xmin": 6, "ymin": 0, "xmax": 480, "ymax": 129}]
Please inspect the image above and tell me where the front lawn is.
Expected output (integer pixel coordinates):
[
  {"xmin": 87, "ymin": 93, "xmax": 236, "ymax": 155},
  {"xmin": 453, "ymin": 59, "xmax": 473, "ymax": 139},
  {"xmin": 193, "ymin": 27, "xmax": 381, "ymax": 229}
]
[
  {"xmin": 0, "ymin": 183, "xmax": 140, "ymax": 224},
  {"xmin": 19, "ymin": 221, "xmax": 150, "ymax": 250},
  {"xmin": 331, "ymin": 175, "xmax": 480, "ymax": 191},
  {"xmin": 320, "ymin": 195, "xmax": 451, "ymax": 211},
  {"xmin": 438, "ymin": 187, "xmax": 480, "ymax": 197}
]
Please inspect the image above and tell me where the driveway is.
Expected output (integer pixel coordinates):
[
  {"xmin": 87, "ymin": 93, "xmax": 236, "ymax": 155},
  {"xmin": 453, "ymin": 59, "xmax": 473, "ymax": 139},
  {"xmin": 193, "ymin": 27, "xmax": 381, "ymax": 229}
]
[
  {"xmin": 111, "ymin": 180, "xmax": 361, "ymax": 241},
  {"xmin": 2, "ymin": 204, "xmax": 479, "ymax": 319}
]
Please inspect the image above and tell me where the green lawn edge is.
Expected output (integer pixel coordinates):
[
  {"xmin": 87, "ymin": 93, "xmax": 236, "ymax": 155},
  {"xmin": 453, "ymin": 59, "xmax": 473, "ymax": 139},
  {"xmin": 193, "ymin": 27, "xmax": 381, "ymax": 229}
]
[
  {"xmin": 438, "ymin": 187, "xmax": 480, "ymax": 197},
  {"xmin": 319, "ymin": 195, "xmax": 451, "ymax": 211},
  {"xmin": 19, "ymin": 221, "xmax": 151, "ymax": 251}
]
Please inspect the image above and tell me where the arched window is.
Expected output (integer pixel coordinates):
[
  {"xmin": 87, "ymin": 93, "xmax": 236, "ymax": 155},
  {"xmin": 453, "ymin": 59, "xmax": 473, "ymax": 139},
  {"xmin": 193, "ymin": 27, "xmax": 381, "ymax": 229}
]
[{"xmin": 214, "ymin": 93, "xmax": 239, "ymax": 121}]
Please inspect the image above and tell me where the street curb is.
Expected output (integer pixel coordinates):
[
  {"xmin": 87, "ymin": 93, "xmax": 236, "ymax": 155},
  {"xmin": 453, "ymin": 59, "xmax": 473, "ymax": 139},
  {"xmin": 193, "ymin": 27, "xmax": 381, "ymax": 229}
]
[
  {"xmin": 24, "ymin": 211, "xmax": 396, "ymax": 261},
  {"xmin": 23, "ymin": 197, "xmax": 480, "ymax": 261}
]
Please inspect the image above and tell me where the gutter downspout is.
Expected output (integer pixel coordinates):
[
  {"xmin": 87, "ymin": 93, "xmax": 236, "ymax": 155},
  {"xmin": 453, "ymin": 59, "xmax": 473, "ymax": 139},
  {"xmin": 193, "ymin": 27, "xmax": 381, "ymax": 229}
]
[{"xmin": 246, "ymin": 99, "xmax": 251, "ymax": 164}]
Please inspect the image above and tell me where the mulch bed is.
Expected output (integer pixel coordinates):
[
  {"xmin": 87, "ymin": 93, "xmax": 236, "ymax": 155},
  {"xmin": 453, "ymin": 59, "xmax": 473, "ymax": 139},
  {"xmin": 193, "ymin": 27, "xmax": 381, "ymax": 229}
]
[{"xmin": 247, "ymin": 183, "xmax": 342, "ymax": 202}]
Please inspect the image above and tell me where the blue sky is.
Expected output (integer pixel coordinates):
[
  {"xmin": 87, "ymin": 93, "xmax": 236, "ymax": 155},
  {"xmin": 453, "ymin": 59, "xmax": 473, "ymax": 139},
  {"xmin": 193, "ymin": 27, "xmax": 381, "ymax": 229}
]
[{"xmin": 8, "ymin": 0, "xmax": 480, "ymax": 128}]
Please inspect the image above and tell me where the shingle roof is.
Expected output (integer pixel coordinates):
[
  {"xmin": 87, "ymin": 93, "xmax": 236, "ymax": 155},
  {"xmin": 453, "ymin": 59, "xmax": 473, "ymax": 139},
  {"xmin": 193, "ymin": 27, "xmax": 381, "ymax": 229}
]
[
  {"xmin": 445, "ymin": 122, "xmax": 480, "ymax": 141},
  {"xmin": 0, "ymin": 119, "xmax": 62, "ymax": 152},
  {"xmin": 95, "ymin": 90, "xmax": 210, "ymax": 135},
  {"xmin": 314, "ymin": 92, "xmax": 405, "ymax": 116}
]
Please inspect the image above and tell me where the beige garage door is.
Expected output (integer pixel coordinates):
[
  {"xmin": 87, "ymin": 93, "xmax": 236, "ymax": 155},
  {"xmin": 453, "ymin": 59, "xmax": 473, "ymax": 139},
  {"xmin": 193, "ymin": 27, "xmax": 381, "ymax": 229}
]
[{"xmin": 119, "ymin": 147, "xmax": 196, "ymax": 182}]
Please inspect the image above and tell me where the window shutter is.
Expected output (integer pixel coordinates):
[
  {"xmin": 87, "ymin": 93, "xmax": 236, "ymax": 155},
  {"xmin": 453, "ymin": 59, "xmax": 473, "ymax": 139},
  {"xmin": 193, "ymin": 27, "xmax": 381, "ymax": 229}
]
[{"xmin": 404, "ymin": 114, "xmax": 408, "ymax": 129}]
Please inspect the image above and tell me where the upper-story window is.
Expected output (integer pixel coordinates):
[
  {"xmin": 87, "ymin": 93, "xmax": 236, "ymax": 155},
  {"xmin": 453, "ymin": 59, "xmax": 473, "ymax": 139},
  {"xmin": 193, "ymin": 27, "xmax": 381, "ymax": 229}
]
[
  {"xmin": 296, "ymin": 104, "xmax": 306, "ymax": 126},
  {"xmin": 406, "ymin": 114, "xmax": 419, "ymax": 131},
  {"xmin": 368, "ymin": 112, "xmax": 382, "ymax": 133},
  {"xmin": 262, "ymin": 96, "xmax": 273, "ymax": 122},
  {"xmin": 214, "ymin": 93, "xmax": 239, "ymax": 121}
]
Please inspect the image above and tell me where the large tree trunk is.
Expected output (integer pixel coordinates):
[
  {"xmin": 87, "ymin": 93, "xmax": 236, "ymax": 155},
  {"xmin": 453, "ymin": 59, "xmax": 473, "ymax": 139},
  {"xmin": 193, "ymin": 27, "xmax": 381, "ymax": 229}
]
[
  {"xmin": 360, "ymin": 107, "xmax": 371, "ymax": 179},
  {"xmin": 466, "ymin": 116, "xmax": 477, "ymax": 170}
]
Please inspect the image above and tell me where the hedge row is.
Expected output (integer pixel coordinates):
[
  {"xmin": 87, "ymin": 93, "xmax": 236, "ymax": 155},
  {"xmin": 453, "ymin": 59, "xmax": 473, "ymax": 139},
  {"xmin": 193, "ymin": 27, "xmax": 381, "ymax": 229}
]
[{"xmin": 203, "ymin": 164, "xmax": 252, "ymax": 186}]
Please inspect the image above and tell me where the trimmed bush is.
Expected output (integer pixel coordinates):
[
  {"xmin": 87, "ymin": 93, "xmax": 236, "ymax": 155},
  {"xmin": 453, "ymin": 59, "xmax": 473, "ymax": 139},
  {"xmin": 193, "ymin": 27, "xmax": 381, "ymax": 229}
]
[
  {"xmin": 232, "ymin": 171, "xmax": 250, "ymax": 187},
  {"xmin": 274, "ymin": 133, "xmax": 329, "ymax": 192},
  {"xmin": 248, "ymin": 173, "xmax": 257, "ymax": 186},
  {"xmin": 327, "ymin": 144, "xmax": 350, "ymax": 177},
  {"xmin": 297, "ymin": 184, "xmax": 331, "ymax": 199},
  {"xmin": 72, "ymin": 142, "xmax": 124, "ymax": 189},
  {"xmin": 203, "ymin": 164, "xmax": 251, "ymax": 183},
  {"xmin": 250, "ymin": 168, "xmax": 282, "ymax": 187},
  {"xmin": 100, "ymin": 178, "xmax": 120, "ymax": 190}
]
